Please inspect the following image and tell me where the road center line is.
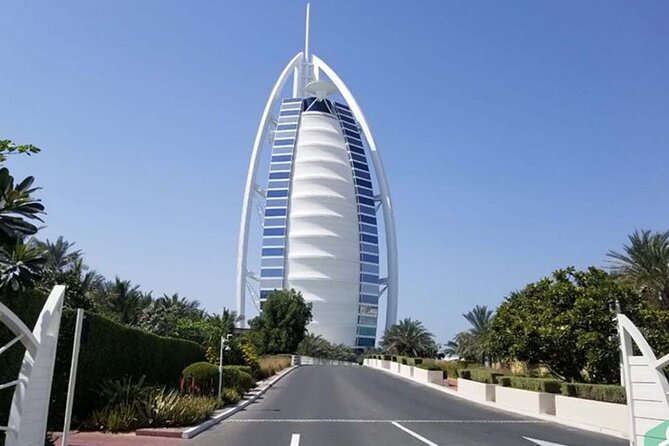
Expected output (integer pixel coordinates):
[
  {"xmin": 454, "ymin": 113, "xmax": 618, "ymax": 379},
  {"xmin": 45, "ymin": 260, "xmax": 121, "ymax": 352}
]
[
  {"xmin": 289, "ymin": 433, "xmax": 300, "ymax": 446},
  {"xmin": 391, "ymin": 421, "xmax": 440, "ymax": 446}
]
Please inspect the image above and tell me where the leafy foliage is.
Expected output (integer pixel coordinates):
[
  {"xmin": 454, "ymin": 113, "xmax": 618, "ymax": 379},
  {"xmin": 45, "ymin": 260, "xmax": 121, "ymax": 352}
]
[
  {"xmin": 497, "ymin": 376, "xmax": 562, "ymax": 393},
  {"xmin": 380, "ymin": 318, "xmax": 437, "ymax": 357},
  {"xmin": 561, "ymin": 382, "xmax": 626, "ymax": 404},
  {"xmin": 249, "ymin": 289, "xmax": 312, "ymax": 354},
  {"xmin": 0, "ymin": 139, "xmax": 40, "ymax": 162},
  {"xmin": 296, "ymin": 332, "xmax": 358, "ymax": 361},
  {"xmin": 607, "ymin": 229, "xmax": 669, "ymax": 306},
  {"xmin": 488, "ymin": 267, "xmax": 640, "ymax": 383},
  {"xmin": 446, "ymin": 305, "xmax": 494, "ymax": 362}
]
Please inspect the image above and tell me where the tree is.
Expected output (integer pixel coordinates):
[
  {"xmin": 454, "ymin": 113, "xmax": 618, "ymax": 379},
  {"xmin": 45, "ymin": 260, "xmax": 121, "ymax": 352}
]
[
  {"xmin": 0, "ymin": 240, "xmax": 45, "ymax": 292},
  {"xmin": 380, "ymin": 318, "xmax": 436, "ymax": 357},
  {"xmin": 156, "ymin": 293, "xmax": 202, "ymax": 318},
  {"xmin": 297, "ymin": 333, "xmax": 331, "ymax": 357},
  {"xmin": 0, "ymin": 139, "xmax": 40, "ymax": 162},
  {"xmin": 249, "ymin": 289, "xmax": 312, "ymax": 354},
  {"xmin": 488, "ymin": 267, "xmax": 642, "ymax": 383},
  {"xmin": 97, "ymin": 277, "xmax": 150, "ymax": 325},
  {"xmin": 446, "ymin": 305, "xmax": 494, "ymax": 362},
  {"xmin": 607, "ymin": 229, "xmax": 669, "ymax": 307},
  {"xmin": 38, "ymin": 236, "xmax": 82, "ymax": 273}
]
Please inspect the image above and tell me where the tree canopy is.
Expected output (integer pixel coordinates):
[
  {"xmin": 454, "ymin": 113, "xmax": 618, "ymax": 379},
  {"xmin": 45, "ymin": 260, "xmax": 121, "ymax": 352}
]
[{"xmin": 380, "ymin": 318, "xmax": 437, "ymax": 357}]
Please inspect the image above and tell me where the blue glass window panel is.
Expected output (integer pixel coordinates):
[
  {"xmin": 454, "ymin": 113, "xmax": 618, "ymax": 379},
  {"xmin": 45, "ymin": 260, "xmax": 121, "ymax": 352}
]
[
  {"xmin": 268, "ymin": 181, "xmax": 290, "ymax": 189},
  {"xmin": 347, "ymin": 136, "xmax": 364, "ymax": 146},
  {"xmin": 267, "ymin": 189, "xmax": 289, "ymax": 198},
  {"xmin": 356, "ymin": 337, "xmax": 375, "ymax": 347},
  {"xmin": 359, "ymin": 304, "xmax": 378, "ymax": 315},
  {"xmin": 341, "ymin": 121, "xmax": 358, "ymax": 132},
  {"xmin": 264, "ymin": 227, "xmax": 286, "ymax": 236},
  {"xmin": 262, "ymin": 237, "xmax": 284, "ymax": 247},
  {"xmin": 261, "ymin": 268, "xmax": 284, "ymax": 278},
  {"xmin": 264, "ymin": 217, "xmax": 286, "ymax": 227},
  {"xmin": 352, "ymin": 161, "xmax": 369, "ymax": 172},
  {"xmin": 359, "ymin": 224, "xmax": 377, "ymax": 235},
  {"xmin": 261, "ymin": 257, "xmax": 284, "ymax": 268},
  {"xmin": 354, "ymin": 169, "xmax": 371, "ymax": 180},
  {"xmin": 262, "ymin": 247, "xmax": 284, "ymax": 256},
  {"xmin": 361, "ymin": 283, "xmax": 378, "ymax": 294},
  {"xmin": 265, "ymin": 199, "xmax": 288, "ymax": 208},
  {"xmin": 359, "ymin": 205, "xmax": 376, "ymax": 216},
  {"xmin": 357, "ymin": 178, "xmax": 373, "ymax": 189},
  {"xmin": 349, "ymin": 145, "xmax": 364, "ymax": 155},
  {"xmin": 281, "ymin": 109, "xmax": 300, "ymax": 116},
  {"xmin": 361, "ymin": 274, "xmax": 379, "ymax": 284},
  {"xmin": 261, "ymin": 278, "xmax": 283, "ymax": 288},
  {"xmin": 357, "ymin": 326, "xmax": 376, "ymax": 336},
  {"xmin": 361, "ymin": 243, "xmax": 378, "ymax": 254},
  {"xmin": 336, "ymin": 106, "xmax": 352, "ymax": 116},
  {"xmin": 260, "ymin": 290, "xmax": 271, "ymax": 299},
  {"xmin": 359, "ymin": 214, "xmax": 376, "ymax": 225},
  {"xmin": 361, "ymin": 263, "xmax": 379, "ymax": 274},
  {"xmin": 271, "ymin": 155, "xmax": 293, "ymax": 163},
  {"xmin": 269, "ymin": 172, "xmax": 290, "ymax": 180},
  {"xmin": 274, "ymin": 132, "xmax": 296, "ymax": 140},
  {"xmin": 283, "ymin": 98, "xmax": 302, "ymax": 104},
  {"xmin": 358, "ymin": 315, "xmax": 377, "ymax": 325},
  {"xmin": 351, "ymin": 153, "xmax": 367, "ymax": 164},
  {"xmin": 357, "ymin": 196, "xmax": 375, "ymax": 207},
  {"xmin": 265, "ymin": 208, "xmax": 287, "ymax": 217},
  {"xmin": 339, "ymin": 114, "xmax": 355, "ymax": 125},
  {"xmin": 278, "ymin": 117, "xmax": 298, "ymax": 125},
  {"xmin": 274, "ymin": 139, "xmax": 295, "ymax": 147},
  {"xmin": 344, "ymin": 128, "xmax": 360, "ymax": 138},
  {"xmin": 361, "ymin": 253, "xmax": 379, "ymax": 264},
  {"xmin": 270, "ymin": 162, "xmax": 292, "ymax": 172},
  {"xmin": 272, "ymin": 146, "xmax": 293, "ymax": 155},
  {"xmin": 359, "ymin": 295, "xmax": 378, "ymax": 305},
  {"xmin": 361, "ymin": 233, "xmax": 378, "ymax": 244},
  {"xmin": 357, "ymin": 186, "xmax": 373, "ymax": 197},
  {"xmin": 276, "ymin": 123, "xmax": 297, "ymax": 131}
]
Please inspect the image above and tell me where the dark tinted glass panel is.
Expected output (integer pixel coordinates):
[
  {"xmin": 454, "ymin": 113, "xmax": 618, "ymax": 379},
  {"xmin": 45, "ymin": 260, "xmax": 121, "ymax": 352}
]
[
  {"xmin": 359, "ymin": 205, "xmax": 376, "ymax": 216},
  {"xmin": 357, "ymin": 326, "xmax": 376, "ymax": 336},
  {"xmin": 344, "ymin": 128, "xmax": 360, "ymax": 138},
  {"xmin": 354, "ymin": 169, "xmax": 371, "ymax": 180},
  {"xmin": 351, "ymin": 153, "xmax": 367, "ymax": 163},
  {"xmin": 262, "ymin": 247, "xmax": 284, "ymax": 256},
  {"xmin": 265, "ymin": 208, "xmax": 287, "ymax": 217},
  {"xmin": 358, "ymin": 315, "xmax": 377, "ymax": 325},
  {"xmin": 349, "ymin": 145, "xmax": 365, "ymax": 155},
  {"xmin": 361, "ymin": 243, "xmax": 379, "ymax": 254},
  {"xmin": 347, "ymin": 136, "xmax": 363, "ymax": 146},
  {"xmin": 357, "ymin": 187, "xmax": 373, "ymax": 197},
  {"xmin": 361, "ymin": 253, "xmax": 379, "ymax": 263},
  {"xmin": 267, "ymin": 189, "xmax": 288, "ymax": 198},
  {"xmin": 339, "ymin": 114, "xmax": 355, "ymax": 125},
  {"xmin": 359, "ymin": 294, "xmax": 379, "ymax": 304},
  {"xmin": 281, "ymin": 110, "xmax": 300, "ymax": 116},
  {"xmin": 274, "ymin": 139, "xmax": 295, "ymax": 147},
  {"xmin": 261, "ymin": 268, "xmax": 283, "ymax": 278},
  {"xmin": 361, "ymin": 274, "xmax": 379, "ymax": 284},
  {"xmin": 359, "ymin": 224, "xmax": 377, "ymax": 234},
  {"xmin": 353, "ymin": 161, "xmax": 369, "ymax": 172},
  {"xmin": 359, "ymin": 214, "xmax": 376, "ymax": 224},
  {"xmin": 342, "ymin": 121, "xmax": 358, "ymax": 132},
  {"xmin": 356, "ymin": 337, "xmax": 375, "ymax": 347},
  {"xmin": 361, "ymin": 233, "xmax": 378, "ymax": 244},
  {"xmin": 269, "ymin": 172, "xmax": 290, "ymax": 180},
  {"xmin": 357, "ymin": 179, "xmax": 373, "ymax": 189},
  {"xmin": 271, "ymin": 155, "xmax": 292, "ymax": 163},
  {"xmin": 263, "ymin": 227, "xmax": 286, "ymax": 236},
  {"xmin": 358, "ymin": 196, "xmax": 375, "ymax": 207}
]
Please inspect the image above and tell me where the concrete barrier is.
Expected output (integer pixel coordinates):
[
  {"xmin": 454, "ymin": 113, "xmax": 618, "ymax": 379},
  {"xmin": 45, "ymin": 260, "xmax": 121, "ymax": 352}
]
[
  {"xmin": 380, "ymin": 360, "xmax": 390, "ymax": 369},
  {"xmin": 457, "ymin": 378, "xmax": 495, "ymax": 402},
  {"xmin": 555, "ymin": 395, "xmax": 628, "ymax": 437},
  {"xmin": 495, "ymin": 386, "xmax": 556, "ymax": 415},
  {"xmin": 399, "ymin": 364, "xmax": 414, "ymax": 378},
  {"xmin": 413, "ymin": 368, "xmax": 444, "ymax": 385},
  {"xmin": 390, "ymin": 361, "xmax": 401, "ymax": 374}
]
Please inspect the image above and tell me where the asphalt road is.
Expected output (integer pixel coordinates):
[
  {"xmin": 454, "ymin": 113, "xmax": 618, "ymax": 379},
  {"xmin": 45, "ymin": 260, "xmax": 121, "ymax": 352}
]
[{"xmin": 189, "ymin": 365, "xmax": 627, "ymax": 446}]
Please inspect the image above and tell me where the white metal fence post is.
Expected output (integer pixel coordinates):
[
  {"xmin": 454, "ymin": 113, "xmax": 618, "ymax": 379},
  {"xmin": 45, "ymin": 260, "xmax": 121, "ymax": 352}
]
[{"xmin": 61, "ymin": 308, "xmax": 84, "ymax": 446}]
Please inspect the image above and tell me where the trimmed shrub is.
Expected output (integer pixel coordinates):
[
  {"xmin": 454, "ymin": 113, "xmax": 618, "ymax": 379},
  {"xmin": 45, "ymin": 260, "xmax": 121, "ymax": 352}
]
[
  {"xmin": 400, "ymin": 356, "xmax": 408, "ymax": 365},
  {"xmin": 226, "ymin": 365, "xmax": 252, "ymax": 376},
  {"xmin": 407, "ymin": 358, "xmax": 423, "ymax": 366},
  {"xmin": 181, "ymin": 362, "xmax": 256, "ymax": 397},
  {"xmin": 459, "ymin": 370, "xmax": 471, "ymax": 380},
  {"xmin": 499, "ymin": 376, "xmax": 561, "ymax": 394},
  {"xmin": 383, "ymin": 355, "xmax": 391, "ymax": 360},
  {"xmin": 415, "ymin": 363, "xmax": 441, "ymax": 371},
  {"xmin": 561, "ymin": 383, "xmax": 627, "ymax": 404},
  {"xmin": 468, "ymin": 369, "xmax": 504, "ymax": 384},
  {"xmin": 391, "ymin": 355, "xmax": 398, "ymax": 362}
]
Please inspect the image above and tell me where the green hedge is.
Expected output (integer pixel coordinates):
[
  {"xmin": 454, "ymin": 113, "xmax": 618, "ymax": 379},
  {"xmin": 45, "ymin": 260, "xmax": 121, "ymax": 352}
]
[
  {"xmin": 561, "ymin": 383, "xmax": 627, "ymax": 404},
  {"xmin": 469, "ymin": 369, "xmax": 503, "ymax": 384},
  {"xmin": 407, "ymin": 358, "xmax": 423, "ymax": 366},
  {"xmin": 498, "ymin": 376, "xmax": 561, "ymax": 394},
  {"xmin": 0, "ymin": 294, "xmax": 206, "ymax": 429},
  {"xmin": 181, "ymin": 362, "xmax": 256, "ymax": 397}
]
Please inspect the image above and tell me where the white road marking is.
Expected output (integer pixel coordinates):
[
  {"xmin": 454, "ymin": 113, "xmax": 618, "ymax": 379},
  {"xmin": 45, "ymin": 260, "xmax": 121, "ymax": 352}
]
[
  {"xmin": 223, "ymin": 418, "xmax": 548, "ymax": 424},
  {"xmin": 289, "ymin": 433, "xmax": 300, "ymax": 446},
  {"xmin": 391, "ymin": 421, "xmax": 440, "ymax": 446},
  {"xmin": 523, "ymin": 437, "xmax": 569, "ymax": 446}
]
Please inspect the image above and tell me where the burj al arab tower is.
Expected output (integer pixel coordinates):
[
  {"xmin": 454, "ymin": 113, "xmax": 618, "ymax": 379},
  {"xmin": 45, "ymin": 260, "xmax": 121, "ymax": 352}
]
[{"xmin": 235, "ymin": 4, "xmax": 398, "ymax": 348}]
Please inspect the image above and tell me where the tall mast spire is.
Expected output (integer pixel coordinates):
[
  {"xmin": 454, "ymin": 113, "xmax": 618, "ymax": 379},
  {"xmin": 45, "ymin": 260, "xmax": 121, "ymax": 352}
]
[{"xmin": 304, "ymin": 3, "xmax": 310, "ymax": 62}]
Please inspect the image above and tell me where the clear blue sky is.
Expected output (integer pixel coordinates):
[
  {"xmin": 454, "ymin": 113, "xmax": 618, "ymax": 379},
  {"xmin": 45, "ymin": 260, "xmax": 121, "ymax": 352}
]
[{"xmin": 1, "ymin": 0, "xmax": 667, "ymax": 344}]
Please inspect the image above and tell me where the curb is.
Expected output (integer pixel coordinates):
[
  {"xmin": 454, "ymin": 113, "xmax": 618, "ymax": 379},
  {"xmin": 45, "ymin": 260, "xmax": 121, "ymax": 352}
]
[
  {"xmin": 180, "ymin": 365, "xmax": 298, "ymax": 439},
  {"xmin": 363, "ymin": 364, "xmax": 628, "ymax": 440}
]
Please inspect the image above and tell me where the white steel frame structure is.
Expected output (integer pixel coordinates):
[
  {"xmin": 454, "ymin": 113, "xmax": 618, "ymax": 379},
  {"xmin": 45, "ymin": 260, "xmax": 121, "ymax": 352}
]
[{"xmin": 234, "ymin": 4, "xmax": 398, "ymax": 333}]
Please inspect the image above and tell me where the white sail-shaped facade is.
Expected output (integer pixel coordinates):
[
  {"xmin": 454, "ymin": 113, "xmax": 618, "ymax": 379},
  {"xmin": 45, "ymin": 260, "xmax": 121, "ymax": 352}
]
[{"xmin": 235, "ymin": 5, "xmax": 397, "ymax": 348}]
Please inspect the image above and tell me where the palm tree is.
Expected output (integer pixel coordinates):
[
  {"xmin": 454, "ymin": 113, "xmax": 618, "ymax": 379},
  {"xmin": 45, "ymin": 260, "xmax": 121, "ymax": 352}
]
[
  {"xmin": 380, "ymin": 318, "xmax": 436, "ymax": 357},
  {"xmin": 607, "ymin": 229, "xmax": 669, "ymax": 306},
  {"xmin": 38, "ymin": 236, "xmax": 82, "ymax": 273},
  {"xmin": 447, "ymin": 305, "xmax": 494, "ymax": 363},
  {"xmin": 0, "ymin": 168, "xmax": 44, "ymax": 249},
  {"xmin": 156, "ymin": 293, "xmax": 202, "ymax": 317},
  {"xmin": 0, "ymin": 241, "xmax": 45, "ymax": 291},
  {"xmin": 100, "ymin": 277, "xmax": 147, "ymax": 325},
  {"xmin": 297, "ymin": 332, "xmax": 331, "ymax": 357}
]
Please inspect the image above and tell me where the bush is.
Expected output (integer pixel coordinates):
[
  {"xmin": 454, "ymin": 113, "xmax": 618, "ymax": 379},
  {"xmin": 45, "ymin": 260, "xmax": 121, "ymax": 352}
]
[
  {"xmin": 407, "ymin": 358, "xmax": 423, "ymax": 366},
  {"xmin": 499, "ymin": 376, "xmax": 562, "ymax": 393},
  {"xmin": 383, "ymin": 355, "xmax": 391, "ymax": 360},
  {"xmin": 415, "ymin": 363, "xmax": 441, "ymax": 371},
  {"xmin": 181, "ymin": 362, "xmax": 256, "ymax": 396},
  {"xmin": 459, "ymin": 369, "xmax": 471, "ymax": 380},
  {"xmin": 561, "ymin": 383, "xmax": 626, "ymax": 404},
  {"xmin": 391, "ymin": 355, "xmax": 398, "ymax": 362},
  {"xmin": 226, "ymin": 365, "xmax": 252, "ymax": 376},
  {"xmin": 221, "ymin": 387, "xmax": 241, "ymax": 405},
  {"xmin": 468, "ymin": 369, "xmax": 504, "ymax": 384},
  {"xmin": 257, "ymin": 355, "xmax": 291, "ymax": 379}
]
